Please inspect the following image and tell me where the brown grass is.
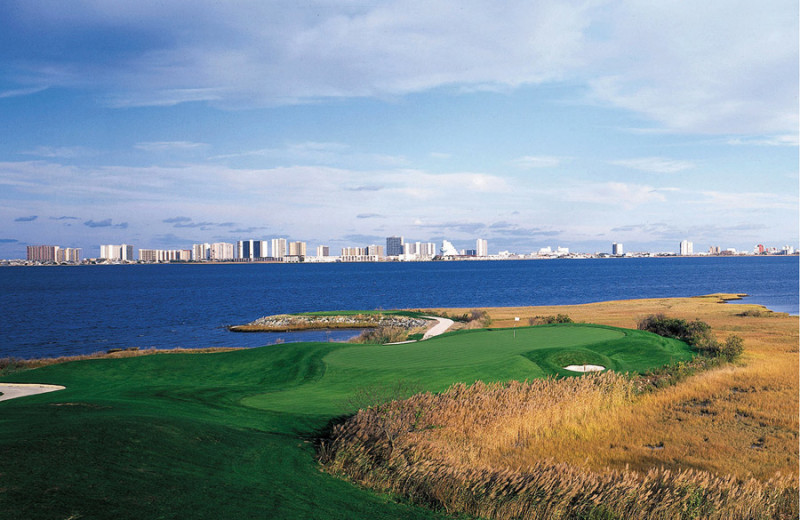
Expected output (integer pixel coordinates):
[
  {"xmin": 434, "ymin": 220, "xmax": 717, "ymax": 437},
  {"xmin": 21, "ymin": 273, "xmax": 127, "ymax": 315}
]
[{"xmin": 322, "ymin": 294, "xmax": 799, "ymax": 518}]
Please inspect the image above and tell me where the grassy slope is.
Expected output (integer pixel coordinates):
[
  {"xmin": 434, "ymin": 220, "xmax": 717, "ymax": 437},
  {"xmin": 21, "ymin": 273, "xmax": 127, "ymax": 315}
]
[{"xmin": 0, "ymin": 323, "xmax": 686, "ymax": 519}]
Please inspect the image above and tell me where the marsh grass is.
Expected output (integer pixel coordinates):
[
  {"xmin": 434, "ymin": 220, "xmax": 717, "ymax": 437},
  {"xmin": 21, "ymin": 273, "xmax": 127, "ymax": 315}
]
[{"xmin": 322, "ymin": 373, "xmax": 798, "ymax": 519}]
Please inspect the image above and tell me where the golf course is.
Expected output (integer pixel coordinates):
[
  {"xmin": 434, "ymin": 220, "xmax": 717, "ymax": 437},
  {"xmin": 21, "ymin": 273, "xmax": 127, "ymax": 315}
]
[
  {"xmin": 0, "ymin": 319, "xmax": 689, "ymax": 519},
  {"xmin": 0, "ymin": 295, "xmax": 796, "ymax": 519}
]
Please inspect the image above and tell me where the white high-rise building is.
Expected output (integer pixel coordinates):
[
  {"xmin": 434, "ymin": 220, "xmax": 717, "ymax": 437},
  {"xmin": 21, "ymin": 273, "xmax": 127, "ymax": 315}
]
[
  {"xmin": 420, "ymin": 242, "xmax": 437, "ymax": 258},
  {"xmin": 192, "ymin": 243, "xmax": 210, "ymax": 261},
  {"xmin": 271, "ymin": 238, "xmax": 287, "ymax": 259},
  {"xmin": 476, "ymin": 238, "xmax": 488, "ymax": 257},
  {"xmin": 209, "ymin": 242, "xmax": 234, "ymax": 261},
  {"xmin": 100, "ymin": 244, "xmax": 134, "ymax": 261},
  {"xmin": 316, "ymin": 245, "xmax": 330, "ymax": 257},
  {"xmin": 612, "ymin": 242, "xmax": 623, "ymax": 256},
  {"xmin": 680, "ymin": 240, "xmax": 694, "ymax": 256}
]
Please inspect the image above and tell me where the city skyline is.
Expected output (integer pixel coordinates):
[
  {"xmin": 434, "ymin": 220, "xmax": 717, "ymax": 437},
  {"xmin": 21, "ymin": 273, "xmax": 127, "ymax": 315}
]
[
  {"xmin": 0, "ymin": 2, "xmax": 797, "ymax": 259},
  {"xmin": 17, "ymin": 235, "xmax": 798, "ymax": 264}
]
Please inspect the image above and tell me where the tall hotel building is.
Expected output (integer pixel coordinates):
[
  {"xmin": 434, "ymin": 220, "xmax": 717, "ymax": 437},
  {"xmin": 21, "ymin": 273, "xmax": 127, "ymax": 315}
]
[
  {"xmin": 237, "ymin": 239, "xmax": 268, "ymax": 260},
  {"xmin": 476, "ymin": 238, "xmax": 488, "ymax": 257},
  {"xmin": 100, "ymin": 244, "xmax": 134, "ymax": 261},
  {"xmin": 386, "ymin": 236, "xmax": 404, "ymax": 257},
  {"xmin": 193, "ymin": 243, "xmax": 211, "ymax": 261},
  {"xmin": 27, "ymin": 245, "xmax": 82, "ymax": 263},
  {"xmin": 209, "ymin": 242, "xmax": 235, "ymax": 261},
  {"xmin": 271, "ymin": 238, "xmax": 287, "ymax": 259},
  {"xmin": 288, "ymin": 241, "xmax": 307, "ymax": 257},
  {"xmin": 27, "ymin": 245, "xmax": 58, "ymax": 262},
  {"xmin": 680, "ymin": 240, "xmax": 694, "ymax": 256},
  {"xmin": 612, "ymin": 242, "xmax": 624, "ymax": 256},
  {"xmin": 316, "ymin": 245, "xmax": 330, "ymax": 257}
]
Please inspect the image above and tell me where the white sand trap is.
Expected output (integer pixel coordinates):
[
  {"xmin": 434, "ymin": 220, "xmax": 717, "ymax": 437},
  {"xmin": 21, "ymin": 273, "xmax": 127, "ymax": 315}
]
[
  {"xmin": 0, "ymin": 383, "xmax": 65, "ymax": 402},
  {"xmin": 563, "ymin": 365, "xmax": 605, "ymax": 372}
]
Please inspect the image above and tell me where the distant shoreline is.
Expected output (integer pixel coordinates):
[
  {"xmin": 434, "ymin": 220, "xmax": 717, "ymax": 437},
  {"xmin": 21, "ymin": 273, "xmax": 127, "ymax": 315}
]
[{"xmin": 2, "ymin": 253, "xmax": 797, "ymax": 267}]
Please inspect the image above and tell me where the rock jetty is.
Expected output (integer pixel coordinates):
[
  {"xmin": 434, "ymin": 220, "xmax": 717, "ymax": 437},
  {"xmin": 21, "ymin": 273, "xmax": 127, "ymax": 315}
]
[{"xmin": 228, "ymin": 313, "xmax": 430, "ymax": 332}]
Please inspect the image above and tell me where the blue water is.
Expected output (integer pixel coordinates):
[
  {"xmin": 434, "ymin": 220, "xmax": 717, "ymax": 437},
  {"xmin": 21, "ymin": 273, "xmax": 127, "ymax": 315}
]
[{"xmin": 0, "ymin": 256, "xmax": 797, "ymax": 359}]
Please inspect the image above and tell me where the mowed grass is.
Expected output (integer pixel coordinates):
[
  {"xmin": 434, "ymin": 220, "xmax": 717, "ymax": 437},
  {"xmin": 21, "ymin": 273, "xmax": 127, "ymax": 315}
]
[
  {"xmin": 0, "ymin": 322, "xmax": 689, "ymax": 519},
  {"xmin": 244, "ymin": 324, "xmax": 689, "ymax": 415}
]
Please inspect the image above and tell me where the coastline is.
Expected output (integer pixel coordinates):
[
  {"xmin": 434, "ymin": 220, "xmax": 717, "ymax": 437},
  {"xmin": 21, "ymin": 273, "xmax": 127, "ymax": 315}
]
[{"xmin": 2, "ymin": 293, "xmax": 785, "ymax": 368}]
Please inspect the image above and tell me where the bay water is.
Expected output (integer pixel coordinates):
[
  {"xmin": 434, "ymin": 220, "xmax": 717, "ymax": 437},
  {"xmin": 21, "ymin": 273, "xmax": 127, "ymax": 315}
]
[{"xmin": 1, "ymin": 256, "xmax": 796, "ymax": 359}]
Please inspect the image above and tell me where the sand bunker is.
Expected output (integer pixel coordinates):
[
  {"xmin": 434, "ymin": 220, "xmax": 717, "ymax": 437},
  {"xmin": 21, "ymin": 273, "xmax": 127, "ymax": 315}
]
[
  {"xmin": 563, "ymin": 364, "xmax": 605, "ymax": 372},
  {"xmin": 0, "ymin": 383, "xmax": 65, "ymax": 402}
]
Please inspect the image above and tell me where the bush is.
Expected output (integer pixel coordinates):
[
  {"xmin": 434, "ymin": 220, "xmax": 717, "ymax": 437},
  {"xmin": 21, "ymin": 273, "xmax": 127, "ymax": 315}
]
[
  {"xmin": 350, "ymin": 326, "xmax": 409, "ymax": 344},
  {"xmin": 637, "ymin": 314, "xmax": 743, "ymax": 362},
  {"xmin": 529, "ymin": 314, "xmax": 573, "ymax": 326},
  {"xmin": 719, "ymin": 335, "xmax": 744, "ymax": 362}
]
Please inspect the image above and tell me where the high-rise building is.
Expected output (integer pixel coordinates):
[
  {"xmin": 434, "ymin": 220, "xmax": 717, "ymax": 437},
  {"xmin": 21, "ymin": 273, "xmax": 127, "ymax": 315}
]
[
  {"xmin": 209, "ymin": 242, "xmax": 234, "ymax": 261},
  {"xmin": 192, "ymin": 243, "xmax": 210, "ymax": 261},
  {"xmin": 386, "ymin": 236, "xmax": 404, "ymax": 257},
  {"xmin": 341, "ymin": 246, "xmax": 366, "ymax": 256},
  {"xmin": 237, "ymin": 239, "xmax": 267, "ymax": 260},
  {"xmin": 27, "ymin": 245, "xmax": 59, "ymax": 262},
  {"xmin": 476, "ymin": 238, "xmax": 488, "ymax": 257},
  {"xmin": 271, "ymin": 238, "xmax": 287, "ymax": 259},
  {"xmin": 56, "ymin": 247, "xmax": 81, "ymax": 263},
  {"xmin": 680, "ymin": 240, "xmax": 693, "ymax": 256},
  {"xmin": 288, "ymin": 241, "xmax": 306, "ymax": 257},
  {"xmin": 612, "ymin": 242, "xmax": 623, "ymax": 256},
  {"xmin": 100, "ymin": 244, "xmax": 134, "ymax": 261},
  {"xmin": 316, "ymin": 245, "xmax": 330, "ymax": 257},
  {"xmin": 367, "ymin": 244, "xmax": 384, "ymax": 257}
]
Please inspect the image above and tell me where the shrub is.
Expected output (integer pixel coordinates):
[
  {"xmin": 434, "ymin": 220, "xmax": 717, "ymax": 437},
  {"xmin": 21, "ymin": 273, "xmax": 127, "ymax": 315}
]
[
  {"xmin": 637, "ymin": 314, "xmax": 743, "ymax": 362},
  {"xmin": 350, "ymin": 326, "xmax": 409, "ymax": 344},
  {"xmin": 719, "ymin": 335, "xmax": 744, "ymax": 362},
  {"xmin": 529, "ymin": 314, "xmax": 573, "ymax": 325}
]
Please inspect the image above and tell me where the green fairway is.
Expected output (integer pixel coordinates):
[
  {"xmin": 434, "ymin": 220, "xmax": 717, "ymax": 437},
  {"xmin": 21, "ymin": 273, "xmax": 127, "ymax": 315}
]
[{"xmin": 0, "ymin": 324, "xmax": 691, "ymax": 519}]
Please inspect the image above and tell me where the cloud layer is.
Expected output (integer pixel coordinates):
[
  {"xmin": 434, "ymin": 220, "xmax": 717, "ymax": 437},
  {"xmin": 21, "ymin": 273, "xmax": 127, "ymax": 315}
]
[{"xmin": 4, "ymin": 0, "xmax": 796, "ymax": 135}]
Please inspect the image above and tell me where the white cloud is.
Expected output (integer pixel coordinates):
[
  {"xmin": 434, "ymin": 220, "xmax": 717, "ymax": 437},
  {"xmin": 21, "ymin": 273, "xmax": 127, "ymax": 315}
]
[
  {"xmin": 20, "ymin": 146, "xmax": 98, "ymax": 159},
  {"xmin": 696, "ymin": 190, "xmax": 797, "ymax": 211},
  {"xmin": 588, "ymin": 1, "xmax": 798, "ymax": 135},
  {"xmin": 726, "ymin": 135, "xmax": 799, "ymax": 147},
  {"xmin": 512, "ymin": 156, "xmax": 562, "ymax": 169},
  {"xmin": 6, "ymin": 1, "xmax": 795, "ymax": 137},
  {"xmin": 0, "ymin": 86, "xmax": 48, "ymax": 99},
  {"xmin": 209, "ymin": 141, "xmax": 408, "ymax": 168},
  {"xmin": 559, "ymin": 181, "xmax": 668, "ymax": 209},
  {"xmin": 135, "ymin": 141, "xmax": 208, "ymax": 152},
  {"xmin": 610, "ymin": 157, "xmax": 694, "ymax": 174}
]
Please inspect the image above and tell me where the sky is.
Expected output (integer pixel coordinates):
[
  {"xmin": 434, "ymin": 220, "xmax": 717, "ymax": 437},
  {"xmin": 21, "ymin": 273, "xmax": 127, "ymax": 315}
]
[{"xmin": 0, "ymin": 0, "xmax": 797, "ymax": 258}]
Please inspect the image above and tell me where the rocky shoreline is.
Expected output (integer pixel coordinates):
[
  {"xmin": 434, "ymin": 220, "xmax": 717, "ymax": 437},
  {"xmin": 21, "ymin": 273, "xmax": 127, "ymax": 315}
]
[{"xmin": 228, "ymin": 313, "xmax": 430, "ymax": 332}]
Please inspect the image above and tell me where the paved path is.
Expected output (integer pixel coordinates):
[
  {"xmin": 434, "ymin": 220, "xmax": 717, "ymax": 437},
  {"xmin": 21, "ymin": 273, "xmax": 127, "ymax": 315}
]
[
  {"xmin": 0, "ymin": 383, "xmax": 65, "ymax": 402},
  {"xmin": 422, "ymin": 316, "xmax": 455, "ymax": 340}
]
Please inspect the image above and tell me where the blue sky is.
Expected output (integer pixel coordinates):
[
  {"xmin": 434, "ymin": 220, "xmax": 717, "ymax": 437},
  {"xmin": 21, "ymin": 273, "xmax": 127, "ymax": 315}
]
[{"xmin": 1, "ymin": 0, "xmax": 797, "ymax": 258}]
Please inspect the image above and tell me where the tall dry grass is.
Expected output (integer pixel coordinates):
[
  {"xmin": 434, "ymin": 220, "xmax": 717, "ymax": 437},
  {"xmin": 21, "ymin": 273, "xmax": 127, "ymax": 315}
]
[{"xmin": 322, "ymin": 373, "xmax": 798, "ymax": 519}]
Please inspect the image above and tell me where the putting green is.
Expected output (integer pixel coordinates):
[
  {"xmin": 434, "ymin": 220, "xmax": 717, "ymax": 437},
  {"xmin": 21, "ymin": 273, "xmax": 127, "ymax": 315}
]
[{"xmin": 242, "ymin": 324, "xmax": 691, "ymax": 415}]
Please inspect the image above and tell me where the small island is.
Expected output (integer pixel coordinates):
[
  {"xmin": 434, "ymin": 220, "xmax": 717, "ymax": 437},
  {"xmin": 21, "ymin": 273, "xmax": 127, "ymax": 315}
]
[{"xmin": 227, "ymin": 311, "xmax": 431, "ymax": 333}]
